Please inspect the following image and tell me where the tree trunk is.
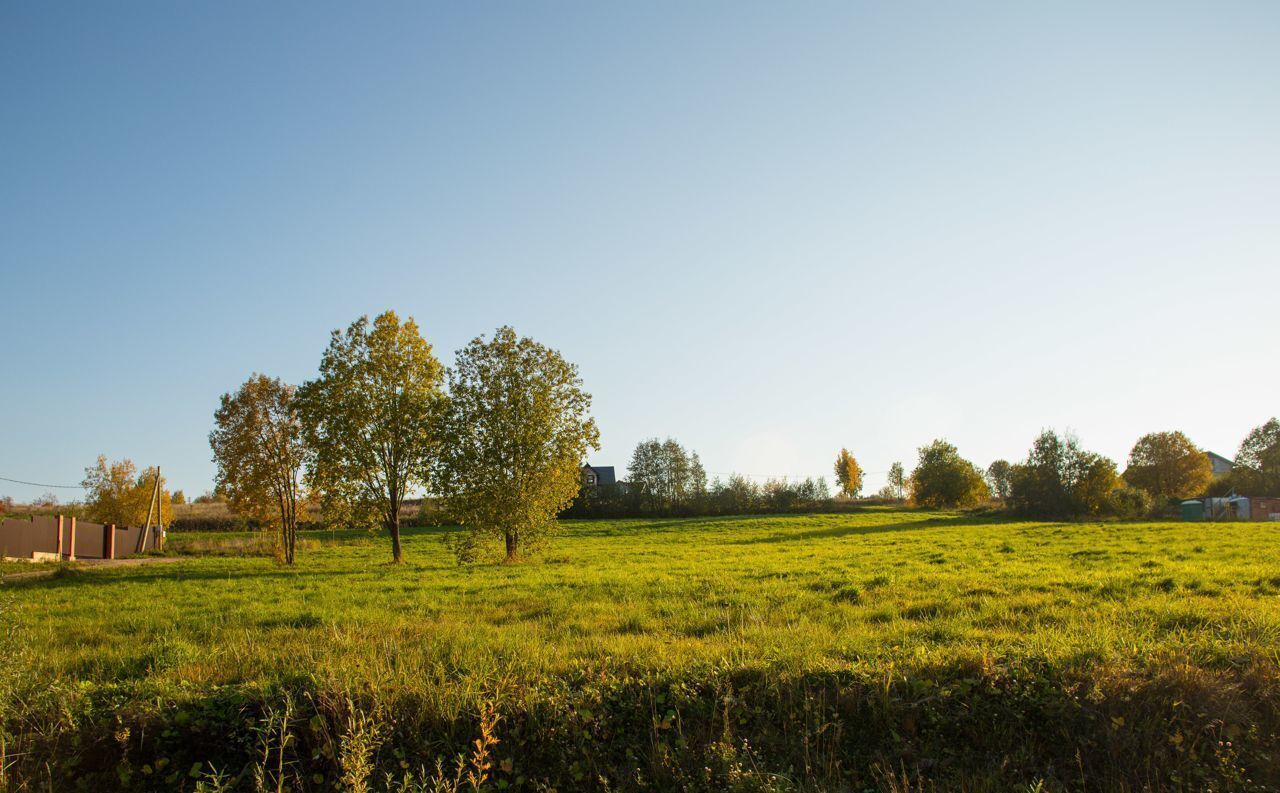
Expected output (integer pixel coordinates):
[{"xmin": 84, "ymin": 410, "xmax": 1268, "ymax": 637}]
[
  {"xmin": 389, "ymin": 506, "xmax": 402, "ymax": 564},
  {"xmin": 504, "ymin": 530, "xmax": 518, "ymax": 562}
]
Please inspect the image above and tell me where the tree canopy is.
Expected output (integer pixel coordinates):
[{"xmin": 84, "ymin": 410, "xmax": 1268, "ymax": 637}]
[
  {"xmin": 833, "ymin": 449, "xmax": 863, "ymax": 499},
  {"xmin": 1008, "ymin": 430, "xmax": 1121, "ymax": 518},
  {"xmin": 986, "ymin": 460, "xmax": 1014, "ymax": 500},
  {"xmin": 1234, "ymin": 418, "xmax": 1280, "ymax": 496},
  {"xmin": 432, "ymin": 327, "xmax": 599, "ymax": 562},
  {"xmin": 908, "ymin": 440, "xmax": 989, "ymax": 508},
  {"xmin": 210, "ymin": 374, "xmax": 308, "ymax": 564},
  {"xmin": 1122, "ymin": 431, "xmax": 1212, "ymax": 500},
  {"xmin": 80, "ymin": 456, "xmax": 173, "ymax": 527},
  {"xmin": 295, "ymin": 312, "xmax": 444, "ymax": 563}
]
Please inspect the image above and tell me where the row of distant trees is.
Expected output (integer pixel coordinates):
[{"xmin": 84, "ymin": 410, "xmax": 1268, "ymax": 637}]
[
  {"xmin": 843, "ymin": 420, "xmax": 1279, "ymax": 519},
  {"xmin": 891, "ymin": 420, "xmax": 1280, "ymax": 518},
  {"xmin": 571, "ymin": 418, "xmax": 1280, "ymax": 521},
  {"xmin": 567, "ymin": 437, "xmax": 834, "ymax": 518},
  {"xmin": 209, "ymin": 311, "xmax": 598, "ymax": 565},
  {"xmin": 984, "ymin": 421, "xmax": 1280, "ymax": 518}
]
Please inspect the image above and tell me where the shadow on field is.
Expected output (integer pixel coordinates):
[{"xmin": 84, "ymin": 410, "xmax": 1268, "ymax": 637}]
[
  {"xmin": 727, "ymin": 514, "xmax": 996, "ymax": 545},
  {"xmin": 562, "ymin": 514, "xmax": 771, "ymax": 537},
  {"xmin": 0, "ymin": 563, "xmax": 398, "ymax": 592}
]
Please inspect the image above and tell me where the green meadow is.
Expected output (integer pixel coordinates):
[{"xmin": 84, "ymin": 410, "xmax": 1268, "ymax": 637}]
[{"xmin": 5, "ymin": 509, "xmax": 1280, "ymax": 791}]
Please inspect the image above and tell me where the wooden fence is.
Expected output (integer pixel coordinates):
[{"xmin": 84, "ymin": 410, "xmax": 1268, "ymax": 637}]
[{"xmin": 0, "ymin": 515, "xmax": 161, "ymax": 561}]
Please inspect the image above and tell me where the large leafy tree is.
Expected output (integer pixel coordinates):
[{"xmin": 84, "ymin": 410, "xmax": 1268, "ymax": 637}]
[
  {"xmin": 296, "ymin": 312, "xmax": 444, "ymax": 563},
  {"xmin": 1235, "ymin": 418, "xmax": 1280, "ymax": 496},
  {"xmin": 433, "ymin": 327, "xmax": 599, "ymax": 563},
  {"xmin": 1122, "ymin": 431, "xmax": 1212, "ymax": 500},
  {"xmin": 81, "ymin": 456, "xmax": 173, "ymax": 527},
  {"xmin": 908, "ymin": 440, "xmax": 989, "ymax": 508},
  {"xmin": 1008, "ymin": 430, "xmax": 1121, "ymax": 518},
  {"xmin": 833, "ymin": 449, "xmax": 863, "ymax": 498},
  {"xmin": 210, "ymin": 374, "xmax": 308, "ymax": 564}
]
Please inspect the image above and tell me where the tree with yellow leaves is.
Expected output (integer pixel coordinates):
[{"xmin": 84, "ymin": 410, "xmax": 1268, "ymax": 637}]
[
  {"xmin": 80, "ymin": 456, "xmax": 173, "ymax": 528},
  {"xmin": 211, "ymin": 374, "xmax": 308, "ymax": 564},
  {"xmin": 833, "ymin": 448, "xmax": 863, "ymax": 499}
]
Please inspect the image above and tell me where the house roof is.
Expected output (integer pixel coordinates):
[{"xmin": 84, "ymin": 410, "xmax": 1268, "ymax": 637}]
[
  {"xmin": 584, "ymin": 465, "xmax": 616, "ymax": 485},
  {"xmin": 1206, "ymin": 451, "xmax": 1233, "ymax": 464}
]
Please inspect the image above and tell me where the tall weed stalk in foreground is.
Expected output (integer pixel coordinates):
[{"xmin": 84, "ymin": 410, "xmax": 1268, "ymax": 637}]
[
  {"xmin": 254, "ymin": 695, "xmax": 296, "ymax": 793},
  {"xmin": 384, "ymin": 701, "xmax": 499, "ymax": 793}
]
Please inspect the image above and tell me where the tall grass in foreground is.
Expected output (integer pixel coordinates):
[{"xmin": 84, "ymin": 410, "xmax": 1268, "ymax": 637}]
[{"xmin": 3, "ymin": 509, "xmax": 1279, "ymax": 791}]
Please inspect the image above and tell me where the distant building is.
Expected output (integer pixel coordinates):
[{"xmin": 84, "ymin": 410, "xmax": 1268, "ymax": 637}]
[
  {"xmin": 581, "ymin": 465, "xmax": 616, "ymax": 488},
  {"xmin": 1181, "ymin": 495, "xmax": 1280, "ymax": 521},
  {"xmin": 1205, "ymin": 451, "xmax": 1233, "ymax": 477},
  {"xmin": 1252, "ymin": 496, "xmax": 1280, "ymax": 521}
]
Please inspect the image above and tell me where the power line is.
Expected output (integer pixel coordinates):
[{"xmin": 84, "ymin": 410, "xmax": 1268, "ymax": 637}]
[
  {"xmin": 706, "ymin": 470, "xmax": 890, "ymax": 481},
  {"xmin": 0, "ymin": 475, "xmax": 86, "ymax": 490}
]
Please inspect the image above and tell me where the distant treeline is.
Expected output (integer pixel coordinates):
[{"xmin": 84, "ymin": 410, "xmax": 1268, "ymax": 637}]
[
  {"xmin": 565, "ymin": 438, "xmax": 861, "ymax": 518},
  {"xmin": 564, "ymin": 475, "xmax": 878, "ymax": 519},
  {"xmin": 568, "ymin": 418, "xmax": 1280, "ymax": 521}
]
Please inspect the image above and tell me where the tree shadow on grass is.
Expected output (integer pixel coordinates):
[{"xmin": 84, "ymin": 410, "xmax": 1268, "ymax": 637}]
[
  {"xmin": 724, "ymin": 514, "xmax": 1007, "ymax": 545},
  {"xmin": 562, "ymin": 514, "xmax": 775, "ymax": 538}
]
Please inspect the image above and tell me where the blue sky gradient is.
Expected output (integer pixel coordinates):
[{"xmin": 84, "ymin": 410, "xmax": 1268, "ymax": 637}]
[{"xmin": 3, "ymin": 2, "xmax": 1278, "ymax": 500}]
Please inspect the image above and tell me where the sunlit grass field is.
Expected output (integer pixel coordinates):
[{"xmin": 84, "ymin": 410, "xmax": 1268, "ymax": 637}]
[{"xmin": 5, "ymin": 509, "xmax": 1280, "ymax": 791}]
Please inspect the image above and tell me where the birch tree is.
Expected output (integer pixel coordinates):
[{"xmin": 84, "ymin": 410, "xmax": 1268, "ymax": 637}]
[
  {"xmin": 887, "ymin": 461, "xmax": 906, "ymax": 500},
  {"xmin": 833, "ymin": 448, "xmax": 863, "ymax": 498}
]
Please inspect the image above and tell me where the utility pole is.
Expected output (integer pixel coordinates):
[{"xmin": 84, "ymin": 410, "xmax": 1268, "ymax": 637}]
[{"xmin": 139, "ymin": 467, "xmax": 164, "ymax": 553}]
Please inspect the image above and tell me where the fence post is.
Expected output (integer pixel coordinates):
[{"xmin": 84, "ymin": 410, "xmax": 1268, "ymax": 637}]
[
  {"xmin": 105, "ymin": 523, "xmax": 116, "ymax": 560},
  {"xmin": 55, "ymin": 515, "xmax": 64, "ymax": 557},
  {"xmin": 68, "ymin": 516, "xmax": 77, "ymax": 561}
]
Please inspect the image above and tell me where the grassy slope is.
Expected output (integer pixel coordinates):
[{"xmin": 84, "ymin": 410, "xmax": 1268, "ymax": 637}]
[{"xmin": 5, "ymin": 509, "xmax": 1280, "ymax": 790}]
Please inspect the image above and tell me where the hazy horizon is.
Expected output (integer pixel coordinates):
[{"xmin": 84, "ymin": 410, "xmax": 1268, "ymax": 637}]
[{"xmin": 3, "ymin": 2, "xmax": 1278, "ymax": 502}]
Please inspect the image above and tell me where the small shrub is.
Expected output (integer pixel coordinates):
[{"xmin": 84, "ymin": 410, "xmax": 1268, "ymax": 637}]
[{"xmin": 1110, "ymin": 487, "xmax": 1154, "ymax": 520}]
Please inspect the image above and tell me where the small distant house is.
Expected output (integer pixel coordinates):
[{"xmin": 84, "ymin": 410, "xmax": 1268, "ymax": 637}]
[
  {"xmin": 1205, "ymin": 451, "xmax": 1233, "ymax": 477},
  {"xmin": 581, "ymin": 465, "xmax": 616, "ymax": 488}
]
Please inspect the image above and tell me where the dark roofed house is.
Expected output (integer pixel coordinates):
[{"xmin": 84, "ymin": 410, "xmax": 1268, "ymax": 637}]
[
  {"xmin": 581, "ymin": 465, "xmax": 616, "ymax": 487},
  {"xmin": 1206, "ymin": 451, "xmax": 1233, "ymax": 477}
]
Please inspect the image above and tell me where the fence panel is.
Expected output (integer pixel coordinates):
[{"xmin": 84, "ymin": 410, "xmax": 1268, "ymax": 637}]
[
  {"xmin": 1, "ymin": 516, "xmax": 159, "ymax": 559},
  {"xmin": 0, "ymin": 516, "xmax": 61, "ymax": 558}
]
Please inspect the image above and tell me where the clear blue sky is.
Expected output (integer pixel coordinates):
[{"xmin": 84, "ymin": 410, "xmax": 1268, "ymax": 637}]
[{"xmin": 3, "ymin": 2, "xmax": 1278, "ymax": 502}]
